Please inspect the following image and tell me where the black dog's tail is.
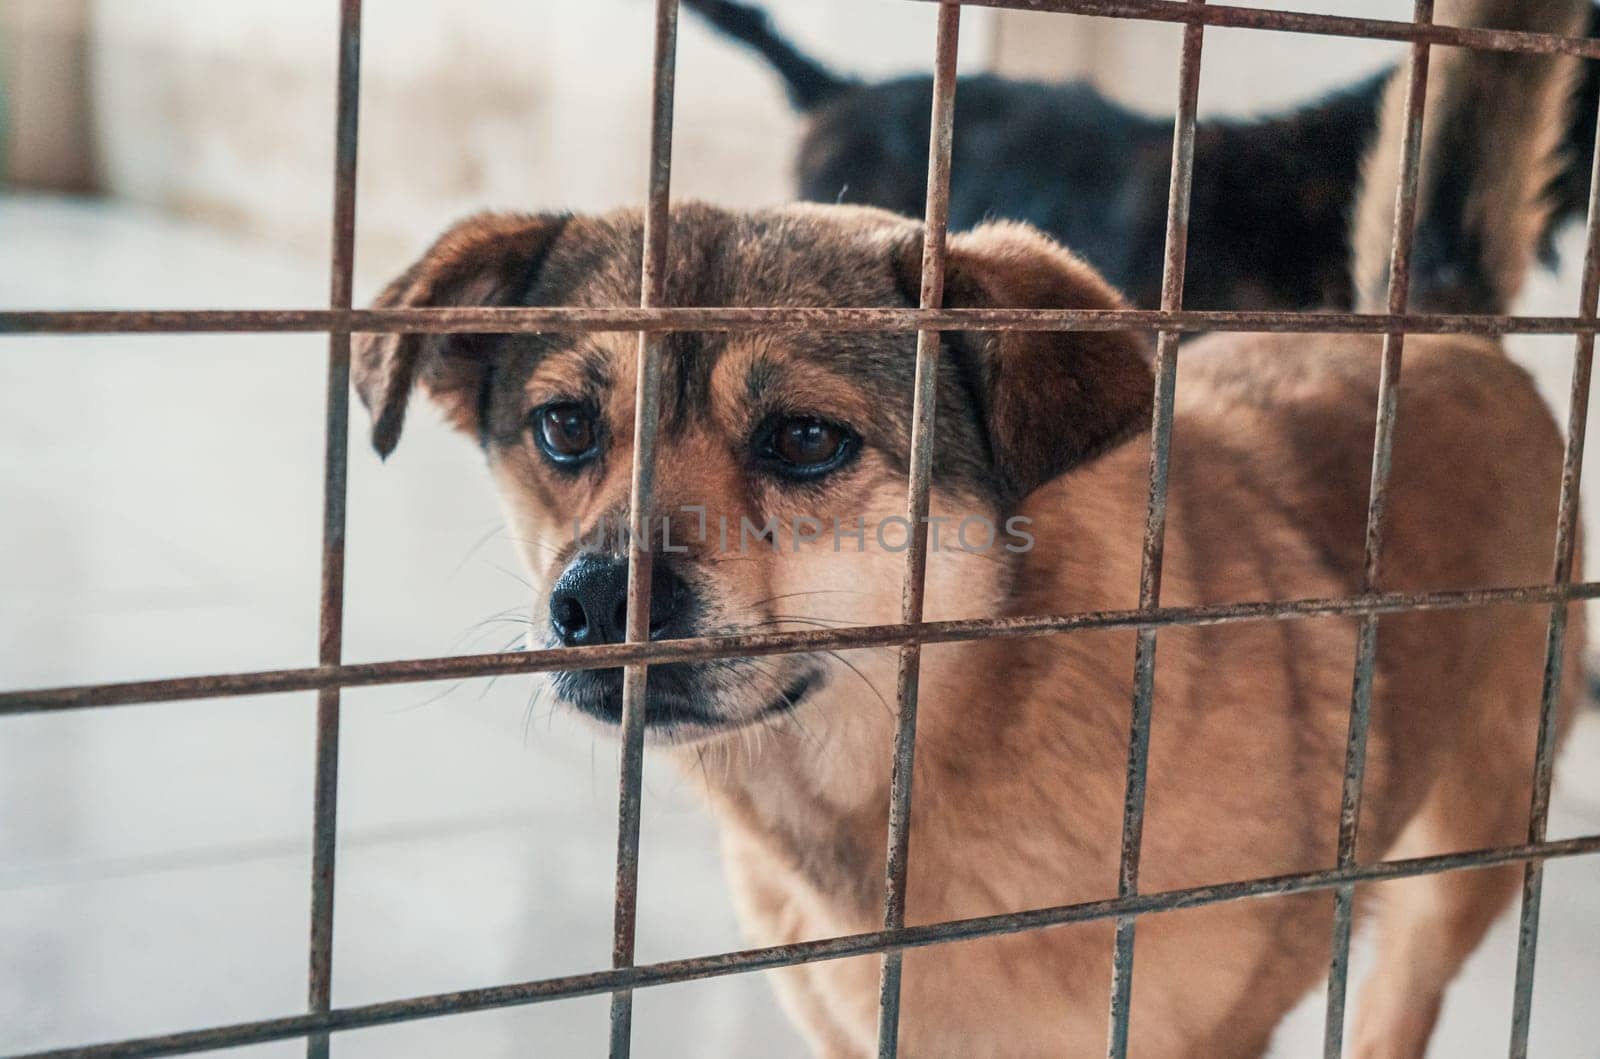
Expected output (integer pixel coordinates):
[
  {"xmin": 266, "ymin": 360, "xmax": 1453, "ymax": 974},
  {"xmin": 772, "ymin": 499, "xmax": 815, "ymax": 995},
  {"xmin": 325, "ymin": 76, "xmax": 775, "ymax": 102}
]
[
  {"xmin": 1548, "ymin": 3, "xmax": 1600, "ymax": 264},
  {"xmin": 1352, "ymin": 0, "xmax": 1589, "ymax": 315},
  {"xmin": 682, "ymin": 0, "xmax": 853, "ymax": 110}
]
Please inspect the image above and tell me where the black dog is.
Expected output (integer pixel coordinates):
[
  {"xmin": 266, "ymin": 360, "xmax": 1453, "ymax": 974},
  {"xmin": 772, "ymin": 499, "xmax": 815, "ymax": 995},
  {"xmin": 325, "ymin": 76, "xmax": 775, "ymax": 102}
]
[{"xmin": 686, "ymin": 0, "xmax": 1600, "ymax": 311}]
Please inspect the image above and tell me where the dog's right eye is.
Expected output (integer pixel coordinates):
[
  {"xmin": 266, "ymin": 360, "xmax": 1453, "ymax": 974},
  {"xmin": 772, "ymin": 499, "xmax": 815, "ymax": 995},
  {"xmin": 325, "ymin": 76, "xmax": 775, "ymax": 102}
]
[
  {"xmin": 532, "ymin": 402, "xmax": 599, "ymax": 466},
  {"xmin": 753, "ymin": 414, "xmax": 859, "ymax": 482}
]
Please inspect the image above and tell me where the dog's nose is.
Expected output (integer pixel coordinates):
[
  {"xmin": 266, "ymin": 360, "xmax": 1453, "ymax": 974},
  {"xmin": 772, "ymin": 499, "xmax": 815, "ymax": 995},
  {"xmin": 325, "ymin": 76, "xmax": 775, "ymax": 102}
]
[{"xmin": 548, "ymin": 555, "xmax": 687, "ymax": 647}]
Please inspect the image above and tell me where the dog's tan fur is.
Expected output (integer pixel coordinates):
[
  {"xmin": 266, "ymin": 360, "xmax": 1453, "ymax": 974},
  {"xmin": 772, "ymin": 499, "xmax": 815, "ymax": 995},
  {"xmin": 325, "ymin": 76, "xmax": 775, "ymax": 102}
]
[
  {"xmin": 692, "ymin": 326, "xmax": 1583, "ymax": 1058},
  {"xmin": 354, "ymin": 1, "xmax": 1587, "ymax": 1053}
]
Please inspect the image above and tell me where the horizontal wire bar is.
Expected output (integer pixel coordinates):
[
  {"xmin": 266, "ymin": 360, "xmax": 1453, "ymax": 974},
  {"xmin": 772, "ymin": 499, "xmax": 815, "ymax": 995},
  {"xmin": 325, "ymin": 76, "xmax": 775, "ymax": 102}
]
[
  {"xmin": 13, "ymin": 833, "xmax": 1598, "ymax": 1059},
  {"xmin": 899, "ymin": 0, "xmax": 1600, "ymax": 59},
  {"xmin": 8, "ymin": 306, "xmax": 1600, "ymax": 337},
  {"xmin": 4, "ymin": 581, "xmax": 1596, "ymax": 714}
]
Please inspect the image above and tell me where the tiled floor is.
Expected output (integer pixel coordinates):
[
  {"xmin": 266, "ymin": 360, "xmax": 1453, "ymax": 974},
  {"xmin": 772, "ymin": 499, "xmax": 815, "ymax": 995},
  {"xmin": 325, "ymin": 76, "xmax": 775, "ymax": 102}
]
[{"xmin": 2, "ymin": 196, "xmax": 1598, "ymax": 1057}]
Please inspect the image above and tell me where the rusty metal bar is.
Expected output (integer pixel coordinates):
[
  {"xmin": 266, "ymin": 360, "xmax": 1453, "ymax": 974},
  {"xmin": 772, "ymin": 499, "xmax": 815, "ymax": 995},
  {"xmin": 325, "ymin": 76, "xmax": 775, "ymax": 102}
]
[
  {"xmin": 1507, "ymin": 79, "xmax": 1600, "ymax": 1059},
  {"xmin": 14, "ymin": 306, "xmax": 1600, "ymax": 337},
  {"xmin": 1323, "ymin": 5, "xmax": 1433, "ymax": 1055},
  {"xmin": 13, "ymin": 836, "xmax": 1599, "ymax": 1059},
  {"xmin": 306, "ymin": 4, "xmax": 362, "ymax": 1057},
  {"xmin": 1106, "ymin": 5, "xmax": 1203, "ymax": 1055},
  {"xmin": 6, "ymin": 582, "xmax": 1598, "ymax": 716},
  {"xmin": 901, "ymin": 0, "xmax": 1600, "ymax": 59},
  {"xmin": 609, "ymin": 2, "xmax": 679, "ymax": 1054},
  {"xmin": 875, "ymin": 6, "xmax": 961, "ymax": 1055}
]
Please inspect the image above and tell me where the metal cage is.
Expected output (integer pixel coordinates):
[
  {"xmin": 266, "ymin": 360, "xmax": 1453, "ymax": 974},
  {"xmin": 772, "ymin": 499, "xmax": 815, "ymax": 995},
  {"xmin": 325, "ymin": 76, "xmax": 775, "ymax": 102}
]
[{"xmin": 4, "ymin": 1, "xmax": 1600, "ymax": 1057}]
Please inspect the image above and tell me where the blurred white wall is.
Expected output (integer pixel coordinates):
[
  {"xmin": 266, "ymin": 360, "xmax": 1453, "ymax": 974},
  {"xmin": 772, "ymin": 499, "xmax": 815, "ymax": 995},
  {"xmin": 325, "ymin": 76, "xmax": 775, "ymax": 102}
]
[{"xmin": 82, "ymin": 0, "xmax": 996, "ymax": 282}]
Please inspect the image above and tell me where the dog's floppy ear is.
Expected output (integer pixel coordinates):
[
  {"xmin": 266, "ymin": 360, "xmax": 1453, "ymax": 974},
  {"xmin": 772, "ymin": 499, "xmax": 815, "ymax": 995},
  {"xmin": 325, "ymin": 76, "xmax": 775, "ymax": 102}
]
[
  {"xmin": 354, "ymin": 211, "xmax": 569, "ymax": 458},
  {"xmin": 901, "ymin": 221, "xmax": 1154, "ymax": 504}
]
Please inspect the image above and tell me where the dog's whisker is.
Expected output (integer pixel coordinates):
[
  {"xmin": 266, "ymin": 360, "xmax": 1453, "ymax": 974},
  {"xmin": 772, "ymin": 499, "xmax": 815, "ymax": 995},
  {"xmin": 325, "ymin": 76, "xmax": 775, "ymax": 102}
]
[
  {"xmin": 500, "ymin": 532, "xmax": 567, "ymax": 560},
  {"xmin": 471, "ymin": 617, "xmax": 538, "ymax": 632},
  {"xmin": 444, "ymin": 605, "xmax": 530, "ymax": 652},
  {"xmin": 749, "ymin": 616, "xmax": 858, "ymax": 631},
  {"xmin": 477, "ymin": 638, "xmax": 528, "ymax": 702},
  {"xmin": 448, "ymin": 519, "xmax": 512, "ymax": 579},
  {"xmin": 748, "ymin": 589, "xmax": 865, "ymax": 608},
  {"xmin": 737, "ymin": 659, "xmax": 830, "ymax": 757},
  {"xmin": 392, "ymin": 629, "xmax": 522, "ymax": 714},
  {"xmin": 765, "ymin": 612, "xmax": 860, "ymax": 625},
  {"xmin": 819, "ymin": 648, "xmax": 892, "ymax": 718},
  {"xmin": 393, "ymin": 678, "xmax": 468, "ymax": 714},
  {"xmin": 518, "ymin": 675, "xmax": 558, "ymax": 750},
  {"xmin": 702, "ymin": 553, "xmax": 759, "ymax": 567},
  {"xmin": 486, "ymin": 560, "xmax": 537, "ymax": 593}
]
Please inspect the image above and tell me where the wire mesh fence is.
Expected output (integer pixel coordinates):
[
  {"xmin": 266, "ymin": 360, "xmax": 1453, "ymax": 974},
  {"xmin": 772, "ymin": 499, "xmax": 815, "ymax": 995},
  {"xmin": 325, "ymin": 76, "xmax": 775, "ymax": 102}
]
[{"xmin": 3, "ymin": 2, "xmax": 1600, "ymax": 1058}]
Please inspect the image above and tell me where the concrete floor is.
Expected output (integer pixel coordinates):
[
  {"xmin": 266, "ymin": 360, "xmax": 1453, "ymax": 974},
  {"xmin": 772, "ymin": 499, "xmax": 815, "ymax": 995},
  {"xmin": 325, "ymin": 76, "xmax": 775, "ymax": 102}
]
[{"xmin": 2, "ymin": 196, "xmax": 1598, "ymax": 1057}]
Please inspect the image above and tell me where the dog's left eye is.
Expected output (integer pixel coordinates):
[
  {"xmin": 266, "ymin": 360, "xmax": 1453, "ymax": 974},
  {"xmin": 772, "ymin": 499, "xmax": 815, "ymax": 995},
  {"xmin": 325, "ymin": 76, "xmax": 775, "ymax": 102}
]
[
  {"xmin": 757, "ymin": 415, "xmax": 857, "ymax": 480},
  {"xmin": 532, "ymin": 402, "xmax": 599, "ymax": 466}
]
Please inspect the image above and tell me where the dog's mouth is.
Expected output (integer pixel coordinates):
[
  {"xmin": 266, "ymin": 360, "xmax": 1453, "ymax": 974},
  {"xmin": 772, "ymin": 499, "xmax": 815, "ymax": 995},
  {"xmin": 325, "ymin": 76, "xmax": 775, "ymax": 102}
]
[{"xmin": 554, "ymin": 663, "xmax": 818, "ymax": 739}]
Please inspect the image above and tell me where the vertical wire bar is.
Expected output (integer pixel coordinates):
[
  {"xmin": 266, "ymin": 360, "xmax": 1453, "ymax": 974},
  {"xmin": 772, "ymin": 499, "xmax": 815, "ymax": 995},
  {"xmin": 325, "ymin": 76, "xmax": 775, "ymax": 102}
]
[
  {"xmin": 609, "ymin": 1, "xmax": 679, "ymax": 1055},
  {"xmin": 1321, "ymin": 6, "xmax": 1433, "ymax": 1054},
  {"xmin": 874, "ymin": 5, "xmax": 961, "ymax": 1056},
  {"xmin": 1105, "ymin": 5, "xmax": 1204, "ymax": 1057},
  {"xmin": 307, "ymin": 3, "xmax": 362, "ymax": 1058},
  {"xmin": 1507, "ymin": 81, "xmax": 1600, "ymax": 1059}
]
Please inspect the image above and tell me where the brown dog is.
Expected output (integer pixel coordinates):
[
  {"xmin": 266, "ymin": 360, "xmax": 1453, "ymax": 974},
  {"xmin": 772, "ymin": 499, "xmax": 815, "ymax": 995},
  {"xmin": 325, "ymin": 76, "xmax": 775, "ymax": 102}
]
[{"xmin": 354, "ymin": 0, "xmax": 1587, "ymax": 1054}]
